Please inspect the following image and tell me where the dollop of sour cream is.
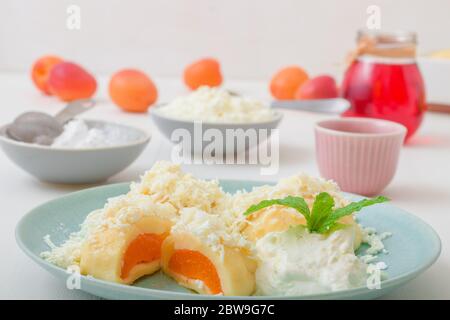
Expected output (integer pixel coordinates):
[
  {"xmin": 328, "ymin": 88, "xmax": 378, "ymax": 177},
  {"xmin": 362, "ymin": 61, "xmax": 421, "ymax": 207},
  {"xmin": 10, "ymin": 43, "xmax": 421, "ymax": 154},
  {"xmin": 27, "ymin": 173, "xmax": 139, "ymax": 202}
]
[{"xmin": 255, "ymin": 225, "xmax": 367, "ymax": 296}]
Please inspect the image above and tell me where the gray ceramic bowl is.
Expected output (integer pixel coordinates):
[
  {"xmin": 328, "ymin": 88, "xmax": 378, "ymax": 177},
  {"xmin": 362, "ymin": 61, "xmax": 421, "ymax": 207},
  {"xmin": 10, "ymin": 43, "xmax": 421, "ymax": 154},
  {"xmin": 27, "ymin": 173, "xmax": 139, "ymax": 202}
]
[
  {"xmin": 0, "ymin": 120, "xmax": 150, "ymax": 184},
  {"xmin": 151, "ymin": 106, "xmax": 283, "ymax": 154}
]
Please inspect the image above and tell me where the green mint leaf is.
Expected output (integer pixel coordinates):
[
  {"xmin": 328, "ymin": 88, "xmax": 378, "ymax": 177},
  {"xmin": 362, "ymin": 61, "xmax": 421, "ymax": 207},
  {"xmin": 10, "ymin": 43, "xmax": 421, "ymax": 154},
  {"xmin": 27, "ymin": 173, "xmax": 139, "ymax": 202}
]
[
  {"xmin": 330, "ymin": 196, "xmax": 389, "ymax": 221},
  {"xmin": 243, "ymin": 193, "xmax": 389, "ymax": 235},
  {"xmin": 308, "ymin": 192, "xmax": 335, "ymax": 232},
  {"xmin": 243, "ymin": 195, "xmax": 310, "ymax": 220}
]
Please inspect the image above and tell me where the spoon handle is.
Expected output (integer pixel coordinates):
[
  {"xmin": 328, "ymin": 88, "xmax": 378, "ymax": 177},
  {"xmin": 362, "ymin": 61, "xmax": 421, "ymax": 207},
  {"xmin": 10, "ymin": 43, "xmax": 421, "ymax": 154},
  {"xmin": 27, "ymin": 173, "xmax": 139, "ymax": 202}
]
[
  {"xmin": 54, "ymin": 99, "xmax": 96, "ymax": 124},
  {"xmin": 271, "ymin": 98, "xmax": 350, "ymax": 114}
]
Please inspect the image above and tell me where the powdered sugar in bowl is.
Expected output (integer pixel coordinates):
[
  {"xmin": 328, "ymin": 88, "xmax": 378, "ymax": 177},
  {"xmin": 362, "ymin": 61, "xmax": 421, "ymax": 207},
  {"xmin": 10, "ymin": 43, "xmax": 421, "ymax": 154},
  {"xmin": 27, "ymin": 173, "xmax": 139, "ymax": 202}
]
[
  {"xmin": 51, "ymin": 119, "xmax": 145, "ymax": 149},
  {"xmin": 0, "ymin": 119, "xmax": 150, "ymax": 184}
]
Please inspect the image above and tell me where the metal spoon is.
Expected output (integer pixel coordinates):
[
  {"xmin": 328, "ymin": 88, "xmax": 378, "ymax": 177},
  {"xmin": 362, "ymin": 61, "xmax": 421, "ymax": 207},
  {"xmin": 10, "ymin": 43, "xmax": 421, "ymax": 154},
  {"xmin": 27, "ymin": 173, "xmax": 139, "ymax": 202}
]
[
  {"xmin": 227, "ymin": 89, "xmax": 350, "ymax": 114},
  {"xmin": 6, "ymin": 99, "xmax": 95, "ymax": 145},
  {"xmin": 271, "ymin": 98, "xmax": 351, "ymax": 114}
]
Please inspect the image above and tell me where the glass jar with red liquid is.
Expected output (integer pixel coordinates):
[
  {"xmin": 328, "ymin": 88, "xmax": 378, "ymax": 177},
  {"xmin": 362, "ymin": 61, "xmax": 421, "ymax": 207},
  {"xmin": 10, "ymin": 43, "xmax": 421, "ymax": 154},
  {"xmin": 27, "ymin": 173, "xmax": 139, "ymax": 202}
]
[{"xmin": 341, "ymin": 30, "xmax": 426, "ymax": 141}]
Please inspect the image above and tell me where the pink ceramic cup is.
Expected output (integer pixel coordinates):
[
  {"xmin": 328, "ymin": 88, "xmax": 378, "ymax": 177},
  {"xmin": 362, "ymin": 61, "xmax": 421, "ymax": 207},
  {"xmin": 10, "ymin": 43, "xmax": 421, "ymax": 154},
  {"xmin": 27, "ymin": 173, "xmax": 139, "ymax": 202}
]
[{"xmin": 315, "ymin": 117, "xmax": 406, "ymax": 196}]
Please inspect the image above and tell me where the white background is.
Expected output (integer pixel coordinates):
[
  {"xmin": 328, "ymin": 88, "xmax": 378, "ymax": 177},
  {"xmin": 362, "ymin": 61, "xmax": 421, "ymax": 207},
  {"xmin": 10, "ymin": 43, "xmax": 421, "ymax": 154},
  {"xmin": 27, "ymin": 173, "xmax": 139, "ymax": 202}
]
[{"xmin": 1, "ymin": 0, "xmax": 450, "ymax": 79}]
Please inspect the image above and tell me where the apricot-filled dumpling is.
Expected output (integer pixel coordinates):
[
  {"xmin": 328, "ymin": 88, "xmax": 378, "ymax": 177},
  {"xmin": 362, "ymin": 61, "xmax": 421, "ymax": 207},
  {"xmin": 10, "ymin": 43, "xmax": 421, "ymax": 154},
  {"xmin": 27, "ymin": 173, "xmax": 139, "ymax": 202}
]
[
  {"xmin": 242, "ymin": 206, "xmax": 362, "ymax": 250},
  {"xmin": 79, "ymin": 194, "xmax": 177, "ymax": 284},
  {"xmin": 161, "ymin": 208, "xmax": 256, "ymax": 296},
  {"xmin": 229, "ymin": 174, "xmax": 363, "ymax": 250},
  {"xmin": 41, "ymin": 161, "xmax": 229, "ymax": 282}
]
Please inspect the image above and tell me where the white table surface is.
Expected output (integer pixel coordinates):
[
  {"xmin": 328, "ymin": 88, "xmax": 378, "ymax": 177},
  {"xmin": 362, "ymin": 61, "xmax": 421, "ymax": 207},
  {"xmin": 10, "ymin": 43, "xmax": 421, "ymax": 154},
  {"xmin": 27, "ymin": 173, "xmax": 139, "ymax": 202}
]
[{"xmin": 0, "ymin": 73, "xmax": 449, "ymax": 300}]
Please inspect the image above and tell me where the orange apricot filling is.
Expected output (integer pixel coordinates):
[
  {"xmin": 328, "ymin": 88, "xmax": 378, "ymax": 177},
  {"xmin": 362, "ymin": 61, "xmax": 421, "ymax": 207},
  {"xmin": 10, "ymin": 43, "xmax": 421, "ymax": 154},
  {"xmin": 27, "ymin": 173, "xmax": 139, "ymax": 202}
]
[
  {"xmin": 168, "ymin": 249, "xmax": 222, "ymax": 294},
  {"xmin": 121, "ymin": 233, "xmax": 167, "ymax": 279}
]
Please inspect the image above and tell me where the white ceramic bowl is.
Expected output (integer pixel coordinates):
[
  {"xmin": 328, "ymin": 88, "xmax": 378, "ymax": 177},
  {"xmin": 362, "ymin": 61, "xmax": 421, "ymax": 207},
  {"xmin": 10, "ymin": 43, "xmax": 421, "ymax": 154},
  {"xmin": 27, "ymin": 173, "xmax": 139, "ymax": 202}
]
[
  {"xmin": 0, "ymin": 120, "xmax": 150, "ymax": 184},
  {"xmin": 151, "ymin": 106, "xmax": 283, "ymax": 155}
]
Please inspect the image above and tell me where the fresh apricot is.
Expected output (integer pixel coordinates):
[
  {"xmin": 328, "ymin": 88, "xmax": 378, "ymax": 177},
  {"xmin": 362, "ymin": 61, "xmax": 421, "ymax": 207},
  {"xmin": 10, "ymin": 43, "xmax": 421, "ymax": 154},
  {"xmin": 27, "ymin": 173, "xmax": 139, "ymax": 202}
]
[
  {"xmin": 48, "ymin": 62, "xmax": 97, "ymax": 101},
  {"xmin": 294, "ymin": 75, "xmax": 338, "ymax": 100},
  {"xmin": 31, "ymin": 55, "xmax": 63, "ymax": 95},
  {"xmin": 109, "ymin": 69, "xmax": 158, "ymax": 113},
  {"xmin": 184, "ymin": 58, "xmax": 223, "ymax": 90},
  {"xmin": 270, "ymin": 66, "xmax": 309, "ymax": 100}
]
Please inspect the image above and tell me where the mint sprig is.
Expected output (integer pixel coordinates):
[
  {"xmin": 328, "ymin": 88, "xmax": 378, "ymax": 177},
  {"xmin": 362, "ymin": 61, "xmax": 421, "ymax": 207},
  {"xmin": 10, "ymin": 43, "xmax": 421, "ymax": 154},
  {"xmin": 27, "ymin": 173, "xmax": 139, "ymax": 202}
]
[{"xmin": 243, "ymin": 192, "xmax": 389, "ymax": 234}]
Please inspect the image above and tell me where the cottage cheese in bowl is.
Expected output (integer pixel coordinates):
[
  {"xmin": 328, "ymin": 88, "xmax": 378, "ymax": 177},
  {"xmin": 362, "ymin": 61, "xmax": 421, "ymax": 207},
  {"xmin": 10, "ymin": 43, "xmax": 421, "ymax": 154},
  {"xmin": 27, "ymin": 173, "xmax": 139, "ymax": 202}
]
[{"xmin": 156, "ymin": 86, "xmax": 276, "ymax": 123}]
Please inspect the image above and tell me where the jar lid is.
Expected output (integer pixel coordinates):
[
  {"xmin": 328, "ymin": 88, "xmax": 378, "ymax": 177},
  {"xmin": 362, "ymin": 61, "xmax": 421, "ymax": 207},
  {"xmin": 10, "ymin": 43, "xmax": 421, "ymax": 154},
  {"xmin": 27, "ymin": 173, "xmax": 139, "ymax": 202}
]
[
  {"xmin": 347, "ymin": 29, "xmax": 417, "ymax": 62},
  {"xmin": 357, "ymin": 30, "xmax": 417, "ymax": 46}
]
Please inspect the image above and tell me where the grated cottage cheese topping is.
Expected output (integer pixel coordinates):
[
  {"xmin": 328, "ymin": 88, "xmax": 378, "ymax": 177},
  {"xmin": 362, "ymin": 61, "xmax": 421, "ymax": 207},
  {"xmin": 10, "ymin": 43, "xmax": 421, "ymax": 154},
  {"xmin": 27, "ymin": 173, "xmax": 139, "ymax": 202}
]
[
  {"xmin": 171, "ymin": 207, "xmax": 250, "ymax": 259},
  {"xmin": 360, "ymin": 226, "xmax": 392, "ymax": 255},
  {"xmin": 129, "ymin": 161, "xmax": 225, "ymax": 213},
  {"xmin": 156, "ymin": 86, "xmax": 276, "ymax": 123},
  {"xmin": 41, "ymin": 209, "xmax": 105, "ymax": 268}
]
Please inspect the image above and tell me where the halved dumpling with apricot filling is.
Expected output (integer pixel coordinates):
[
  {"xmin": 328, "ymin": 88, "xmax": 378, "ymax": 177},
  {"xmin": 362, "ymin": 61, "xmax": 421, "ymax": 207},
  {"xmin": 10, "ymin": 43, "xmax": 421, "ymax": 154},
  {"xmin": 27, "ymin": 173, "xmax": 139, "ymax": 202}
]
[
  {"xmin": 161, "ymin": 232, "xmax": 256, "ymax": 296},
  {"xmin": 80, "ymin": 215, "xmax": 172, "ymax": 284}
]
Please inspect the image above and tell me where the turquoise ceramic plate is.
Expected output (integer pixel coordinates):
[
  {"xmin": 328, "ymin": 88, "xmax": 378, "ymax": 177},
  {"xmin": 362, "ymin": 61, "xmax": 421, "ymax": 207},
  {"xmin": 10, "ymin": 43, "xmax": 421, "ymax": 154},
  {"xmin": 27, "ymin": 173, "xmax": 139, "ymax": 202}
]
[{"xmin": 16, "ymin": 181, "xmax": 441, "ymax": 300}]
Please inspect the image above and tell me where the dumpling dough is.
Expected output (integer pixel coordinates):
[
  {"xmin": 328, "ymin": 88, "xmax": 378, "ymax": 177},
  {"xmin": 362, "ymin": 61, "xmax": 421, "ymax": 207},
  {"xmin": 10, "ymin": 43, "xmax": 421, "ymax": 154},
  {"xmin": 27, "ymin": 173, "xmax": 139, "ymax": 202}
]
[{"xmin": 80, "ymin": 215, "xmax": 172, "ymax": 284}]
